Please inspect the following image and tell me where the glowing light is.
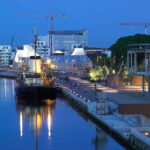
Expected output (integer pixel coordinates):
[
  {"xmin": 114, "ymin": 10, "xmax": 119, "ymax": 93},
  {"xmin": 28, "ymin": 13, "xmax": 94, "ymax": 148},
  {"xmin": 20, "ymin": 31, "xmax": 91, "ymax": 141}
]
[
  {"xmin": 112, "ymin": 70, "xmax": 115, "ymax": 74},
  {"xmin": 47, "ymin": 107, "xmax": 52, "ymax": 138},
  {"xmin": 19, "ymin": 59, "xmax": 22, "ymax": 64},
  {"xmin": 36, "ymin": 113, "xmax": 42, "ymax": 130},
  {"xmin": 20, "ymin": 112, "xmax": 23, "ymax": 137},
  {"xmin": 51, "ymin": 63, "xmax": 56, "ymax": 69},
  {"xmin": 47, "ymin": 58, "xmax": 51, "ymax": 64},
  {"xmin": 144, "ymin": 132, "xmax": 149, "ymax": 136}
]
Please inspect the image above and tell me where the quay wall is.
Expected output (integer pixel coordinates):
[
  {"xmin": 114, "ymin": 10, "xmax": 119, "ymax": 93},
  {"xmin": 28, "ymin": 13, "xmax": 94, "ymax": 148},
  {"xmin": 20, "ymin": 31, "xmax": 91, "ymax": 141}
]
[
  {"xmin": 0, "ymin": 71, "xmax": 17, "ymax": 79},
  {"xmin": 57, "ymin": 84, "xmax": 134, "ymax": 150}
]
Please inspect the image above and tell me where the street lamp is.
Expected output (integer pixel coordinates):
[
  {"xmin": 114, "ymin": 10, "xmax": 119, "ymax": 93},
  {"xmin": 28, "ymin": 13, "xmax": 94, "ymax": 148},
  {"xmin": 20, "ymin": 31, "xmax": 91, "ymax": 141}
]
[{"xmin": 65, "ymin": 59, "xmax": 68, "ymax": 72}]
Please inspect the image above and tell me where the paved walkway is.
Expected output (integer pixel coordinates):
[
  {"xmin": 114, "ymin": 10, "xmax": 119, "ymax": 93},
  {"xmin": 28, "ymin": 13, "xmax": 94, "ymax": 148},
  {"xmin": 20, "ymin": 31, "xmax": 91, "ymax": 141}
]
[{"xmin": 58, "ymin": 76, "xmax": 150, "ymax": 104}]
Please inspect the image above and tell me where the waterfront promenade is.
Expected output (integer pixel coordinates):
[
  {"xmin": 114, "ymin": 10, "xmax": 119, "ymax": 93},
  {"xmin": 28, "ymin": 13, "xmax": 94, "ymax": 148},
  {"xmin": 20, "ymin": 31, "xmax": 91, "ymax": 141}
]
[{"xmin": 59, "ymin": 76, "xmax": 150, "ymax": 104}]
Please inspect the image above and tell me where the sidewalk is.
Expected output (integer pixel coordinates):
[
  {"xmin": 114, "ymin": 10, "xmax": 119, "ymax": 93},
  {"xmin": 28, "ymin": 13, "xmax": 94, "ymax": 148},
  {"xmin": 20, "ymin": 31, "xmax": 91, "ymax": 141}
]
[{"xmin": 67, "ymin": 77, "xmax": 150, "ymax": 104}]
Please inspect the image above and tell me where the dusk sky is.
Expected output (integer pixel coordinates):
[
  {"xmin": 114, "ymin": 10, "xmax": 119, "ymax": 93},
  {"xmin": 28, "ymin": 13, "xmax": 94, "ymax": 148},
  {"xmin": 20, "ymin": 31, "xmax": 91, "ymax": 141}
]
[{"xmin": 0, "ymin": 0, "xmax": 150, "ymax": 48}]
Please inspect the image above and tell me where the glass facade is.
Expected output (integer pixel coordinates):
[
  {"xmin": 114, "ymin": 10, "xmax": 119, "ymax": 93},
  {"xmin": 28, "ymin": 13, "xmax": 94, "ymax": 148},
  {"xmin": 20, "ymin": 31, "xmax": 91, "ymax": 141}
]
[{"xmin": 38, "ymin": 30, "xmax": 88, "ymax": 55}]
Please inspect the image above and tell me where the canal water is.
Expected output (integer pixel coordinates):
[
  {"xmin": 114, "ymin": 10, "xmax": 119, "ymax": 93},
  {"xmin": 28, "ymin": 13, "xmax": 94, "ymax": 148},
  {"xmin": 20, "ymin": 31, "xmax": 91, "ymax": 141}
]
[{"xmin": 0, "ymin": 79, "xmax": 126, "ymax": 150}]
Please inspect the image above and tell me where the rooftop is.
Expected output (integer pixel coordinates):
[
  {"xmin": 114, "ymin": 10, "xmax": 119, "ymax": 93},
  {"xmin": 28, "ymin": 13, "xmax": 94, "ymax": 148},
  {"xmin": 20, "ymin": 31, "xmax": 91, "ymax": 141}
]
[{"xmin": 49, "ymin": 30, "xmax": 88, "ymax": 35}]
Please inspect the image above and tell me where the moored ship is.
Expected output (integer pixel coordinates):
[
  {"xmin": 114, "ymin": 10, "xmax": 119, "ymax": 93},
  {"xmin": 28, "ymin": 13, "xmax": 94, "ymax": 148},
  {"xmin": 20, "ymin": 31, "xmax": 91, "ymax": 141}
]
[
  {"xmin": 15, "ymin": 26, "xmax": 56, "ymax": 100},
  {"xmin": 15, "ymin": 56, "xmax": 56, "ymax": 99}
]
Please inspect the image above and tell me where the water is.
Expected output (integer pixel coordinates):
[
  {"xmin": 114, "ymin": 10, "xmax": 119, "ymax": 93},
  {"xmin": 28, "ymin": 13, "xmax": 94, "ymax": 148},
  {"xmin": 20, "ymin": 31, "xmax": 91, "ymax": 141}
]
[{"xmin": 0, "ymin": 79, "xmax": 126, "ymax": 150}]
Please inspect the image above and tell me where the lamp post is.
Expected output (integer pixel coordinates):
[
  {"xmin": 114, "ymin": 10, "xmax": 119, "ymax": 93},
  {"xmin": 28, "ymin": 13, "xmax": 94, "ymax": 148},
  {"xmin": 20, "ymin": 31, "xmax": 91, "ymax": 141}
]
[
  {"xmin": 72, "ymin": 59, "xmax": 76, "ymax": 73},
  {"xmin": 65, "ymin": 59, "xmax": 68, "ymax": 72}
]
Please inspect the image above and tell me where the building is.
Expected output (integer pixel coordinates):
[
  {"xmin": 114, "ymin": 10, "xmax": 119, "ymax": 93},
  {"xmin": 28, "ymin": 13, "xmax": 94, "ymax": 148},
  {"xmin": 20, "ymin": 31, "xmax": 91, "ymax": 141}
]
[
  {"xmin": 127, "ymin": 44, "xmax": 150, "ymax": 94},
  {"xmin": 84, "ymin": 47, "xmax": 111, "ymax": 59},
  {"xmin": 15, "ymin": 45, "xmax": 39, "ymax": 63},
  {"xmin": 51, "ymin": 55, "xmax": 92, "ymax": 72},
  {"xmin": 0, "ymin": 45, "xmax": 12, "ymax": 66},
  {"xmin": 72, "ymin": 48, "xmax": 86, "ymax": 56},
  {"xmin": 38, "ymin": 29, "xmax": 88, "ymax": 55},
  {"xmin": 35, "ymin": 41, "xmax": 50, "ymax": 57}
]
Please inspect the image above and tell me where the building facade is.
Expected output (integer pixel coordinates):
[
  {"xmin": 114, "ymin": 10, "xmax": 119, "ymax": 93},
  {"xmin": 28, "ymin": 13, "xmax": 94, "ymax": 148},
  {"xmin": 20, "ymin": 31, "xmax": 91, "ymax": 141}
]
[
  {"xmin": 51, "ymin": 55, "xmax": 92, "ymax": 72},
  {"xmin": 36, "ymin": 41, "xmax": 50, "ymax": 57},
  {"xmin": 84, "ymin": 47, "xmax": 111, "ymax": 59},
  {"xmin": 38, "ymin": 29, "xmax": 88, "ymax": 55},
  {"xmin": 0, "ymin": 45, "xmax": 12, "ymax": 66}
]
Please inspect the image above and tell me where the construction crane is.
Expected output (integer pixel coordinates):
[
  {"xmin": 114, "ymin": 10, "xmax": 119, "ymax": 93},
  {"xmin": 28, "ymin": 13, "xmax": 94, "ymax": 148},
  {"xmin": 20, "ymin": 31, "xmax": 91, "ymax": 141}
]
[
  {"xmin": 119, "ymin": 23, "xmax": 150, "ymax": 35},
  {"xmin": 11, "ymin": 36, "xmax": 14, "ymax": 49},
  {"xmin": 13, "ymin": 10, "xmax": 67, "ymax": 55}
]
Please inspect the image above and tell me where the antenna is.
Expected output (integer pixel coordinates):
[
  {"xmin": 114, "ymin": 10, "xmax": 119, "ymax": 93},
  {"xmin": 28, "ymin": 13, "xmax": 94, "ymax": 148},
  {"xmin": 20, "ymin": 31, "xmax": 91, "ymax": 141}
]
[{"xmin": 34, "ymin": 23, "xmax": 37, "ymax": 57}]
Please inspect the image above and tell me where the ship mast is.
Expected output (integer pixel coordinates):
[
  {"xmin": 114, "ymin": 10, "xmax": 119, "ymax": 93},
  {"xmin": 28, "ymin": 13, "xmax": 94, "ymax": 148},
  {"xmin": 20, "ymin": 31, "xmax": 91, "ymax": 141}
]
[{"xmin": 34, "ymin": 24, "xmax": 37, "ymax": 73}]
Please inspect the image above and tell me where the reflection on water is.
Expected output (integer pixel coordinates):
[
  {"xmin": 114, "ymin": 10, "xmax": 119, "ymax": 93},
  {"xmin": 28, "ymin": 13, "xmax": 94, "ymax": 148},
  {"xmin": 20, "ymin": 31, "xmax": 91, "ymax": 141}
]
[
  {"xmin": 16, "ymin": 99, "xmax": 56, "ymax": 140},
  {"xmin": 0, "ymin": 78, "xmax": 15, "ymax": 101},
  {"xmin": 20, "ymin": 111, "xmax": 23, "ymax": 137},
  {"xmin": 92, "ymin": 128, "xmax": 108, "ymax": 150},
  {"xmin": 0, "ymin": 79, "xmax": 125, "ymax": 150}
]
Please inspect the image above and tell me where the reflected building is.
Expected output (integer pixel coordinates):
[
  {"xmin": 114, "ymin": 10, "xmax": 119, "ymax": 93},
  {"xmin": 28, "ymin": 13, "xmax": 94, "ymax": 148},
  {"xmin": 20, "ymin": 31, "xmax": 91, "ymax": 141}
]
[{"xmin": 92, "ymin": 127, "xmax": 108, "ymax": 150}]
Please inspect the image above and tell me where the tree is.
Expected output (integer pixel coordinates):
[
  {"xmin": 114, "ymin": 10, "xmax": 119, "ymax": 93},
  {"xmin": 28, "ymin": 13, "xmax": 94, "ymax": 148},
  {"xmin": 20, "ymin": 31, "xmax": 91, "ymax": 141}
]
[
  {"xmin": 89, "ymin": 69, "xmax": 100, "ymax": 92},
  {"xmin": 110, "ymin": 34, "xmax": 150, "ymax": 67},
  {"xmin": 103, "ymin": 66, "xmax": 110, "ymax": 81}
]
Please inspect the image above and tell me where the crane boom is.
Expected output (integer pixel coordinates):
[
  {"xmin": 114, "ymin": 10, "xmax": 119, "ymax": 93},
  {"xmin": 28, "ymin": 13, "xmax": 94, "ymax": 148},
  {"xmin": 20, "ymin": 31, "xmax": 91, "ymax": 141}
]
[
  {"xmin": 120, "ymin": 23, "xmax": 150, "ymax": 34},
  {"xmin": 12, "ymin": 10, "xmax": 67, "ymax": 55},
  {"xmin": 120, "ymin": 23, "xmax": 150, "ymax": 26}
]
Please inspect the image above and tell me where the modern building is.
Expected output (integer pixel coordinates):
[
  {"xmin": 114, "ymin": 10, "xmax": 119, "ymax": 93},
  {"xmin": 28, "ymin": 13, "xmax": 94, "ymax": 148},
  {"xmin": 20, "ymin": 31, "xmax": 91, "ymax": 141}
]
[
  {"xmin": 15, "ymin": 45, "xmax": 39, "ymax": 63},
  {"xmin": 51, "ymin": 55, "xmax": 92, "ymax": 72},
  {"xmin": 0, "ymin": 45, "xmax": 12, "ymax": 66},
  {"xmin": 127, "ymin": 44, "xmax": 150, "ymax": 94},
  {"xmin": 38, "ymin": 29, "xmax": 88, "ymax": 55},
  {"xmin": 84, "ymin": 47, "xmax": 111, "ymax": 59},
  {"xmin": 72, "ymin": 48, "xmax": 86, "ymax": 56},
  {"xmin": 35, "ymin": 41, "xmax": 50, "ymax": 57}
]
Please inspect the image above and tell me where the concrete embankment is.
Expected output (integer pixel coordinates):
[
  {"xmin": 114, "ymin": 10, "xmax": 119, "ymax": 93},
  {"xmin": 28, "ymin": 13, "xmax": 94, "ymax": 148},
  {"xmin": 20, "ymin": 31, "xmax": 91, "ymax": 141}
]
[
  {"xmin": 57, "ymin": 83, "xmax": 134, "ymax": 150},
  {"xmin": 57, "ymin": 79, "xmax": 150, "ymax": 150},
  {"xmin": 0, "ymin": 71, "xmax": 17, "ymax": 79}
]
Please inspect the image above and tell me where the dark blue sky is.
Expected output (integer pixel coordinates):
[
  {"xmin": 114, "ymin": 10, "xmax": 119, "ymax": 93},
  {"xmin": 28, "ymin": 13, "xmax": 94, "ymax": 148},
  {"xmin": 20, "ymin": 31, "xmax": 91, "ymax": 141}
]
[{"xmin": 0, "ymin": 0, "xmax": 150, "ymax": 48}]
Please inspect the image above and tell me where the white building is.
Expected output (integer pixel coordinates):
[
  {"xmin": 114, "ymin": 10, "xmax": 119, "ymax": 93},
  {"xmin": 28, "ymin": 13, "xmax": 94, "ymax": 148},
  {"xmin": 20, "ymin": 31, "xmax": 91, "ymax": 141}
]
[
  {"xmin": 0, "ymin": 45, "xmax": 12, "ymax": 66},
  {"xmin": 72, "ymin": 48, "xmax": 86, "ymax": 56},
  {"xmin": 15, "ymin": 45, "xmax": 39, "ymax": 63}
]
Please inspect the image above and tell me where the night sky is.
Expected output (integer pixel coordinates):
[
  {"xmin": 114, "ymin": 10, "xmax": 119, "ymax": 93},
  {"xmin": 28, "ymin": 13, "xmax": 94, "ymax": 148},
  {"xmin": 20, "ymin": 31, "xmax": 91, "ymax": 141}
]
[{"xmin": 0, "ymin": 0, "xmax": 150, "ymax": 48}]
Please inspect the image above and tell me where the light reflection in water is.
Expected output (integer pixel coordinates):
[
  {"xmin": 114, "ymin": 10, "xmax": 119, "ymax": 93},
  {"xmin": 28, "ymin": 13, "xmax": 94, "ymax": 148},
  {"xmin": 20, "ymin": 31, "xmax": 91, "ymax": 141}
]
[
  {"xmin": 20, "ymin": 111, "xmax": 23, "ymax": 137},
  {"xmin": 12, "ymin": 80, "xmax": 15, "ymax": 98},
  {"xmin": 4, "ymin": 79, "xmax": 6, "ymax": 99},
  {"xmin": 16, "ymin": 99, "xmax": 56, "ymax": 142},
  {"xmin": 47, "ymin": 107, "xmax": 52, "ymax": 138}
]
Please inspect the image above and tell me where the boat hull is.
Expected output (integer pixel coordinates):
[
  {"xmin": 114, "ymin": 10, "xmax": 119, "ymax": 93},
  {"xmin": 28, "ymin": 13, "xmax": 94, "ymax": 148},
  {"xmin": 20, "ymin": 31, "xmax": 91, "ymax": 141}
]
[{"xmin": 15, "ymin": 85, "xmax": 56, "ymax": 100}]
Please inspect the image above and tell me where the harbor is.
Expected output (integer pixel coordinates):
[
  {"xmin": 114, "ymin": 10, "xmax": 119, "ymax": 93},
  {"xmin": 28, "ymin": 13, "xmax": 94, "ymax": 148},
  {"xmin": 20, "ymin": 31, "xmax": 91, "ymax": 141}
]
[
  {"xmin": 1, "ymin": 67, "xmax": 150, "ymax": 149},
  {"xmin": 0, "ymin": 78, "xmax": 125, "ymax": 150},
  {"xmin": 1, "ymin": 0, "xmax": 150, "ymax": 149}
]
